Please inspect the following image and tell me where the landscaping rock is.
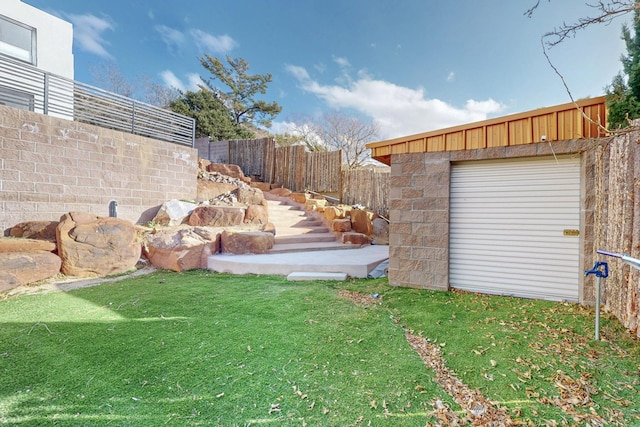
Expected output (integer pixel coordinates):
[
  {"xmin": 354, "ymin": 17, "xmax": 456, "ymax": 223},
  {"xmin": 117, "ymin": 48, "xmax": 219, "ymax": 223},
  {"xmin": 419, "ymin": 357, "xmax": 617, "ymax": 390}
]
[
  {"xmin": 8, "ymin": 221, "xmax": 58, "ymax": 241},
  {"xmin": 206, "ymin": 163, "xmax": 248, "ymax": 181},
  {"xmin": 342, "ymin": 232, "xmax": 372, "ymax": 246},
  {"xmin": 197, "ymin": 180, "xmax": 237, "ymax": 202},
  {"xmin": 332, "ymin": 218, "xmax": 352, "ymax": 233},
  {"xmin": 56, "ymin": 212, "xmax": 141, "ymax": 277},
  {"xmin": 144, "ymin": 226, "xmax": 220, "ymax": 272},
  {"xmin": 0, "ymin": 237, "xmax": 57, "ymax": 253},
  {"xmin": 244, "ymin": 205, "xmax": 269, "ymax": 225},
  {"xmin": 270, "ymin": 188, "xmax": 292, "ymax": 198},
  {"xmin": 372, "ymin": 218, "xmax": 390, "ymax": 245},
  {"xmin": 0, "ymin": 251, "xmax": 62, "ymax": 292},
  {"xmin": 305, "ymin": 198, "xmax": 327, "ymax": 211},
  {"xmin": 187, "ymin": 206, "xmax": 245, "ymax": 227},
  {"xmin": 291, "ymin": 192, "xmax": 308, "ymax": 204},
  {"xmin": 350, "ymin": 209, "xmax": 379, "ymax": 236},
  {"xmin": 249, "ymin": 182, "xmax": 271, "ymax": 192},
  {"xmin": 220, "ymin": 231, "xmax": 274, "ymax": 254},
  {"xmin": 237, "ymin": 186, "xmax": 265, "ymax": 205},
  {"xmin": 152, "ymin": 199, "xmax": 198, "ymax": 226}
]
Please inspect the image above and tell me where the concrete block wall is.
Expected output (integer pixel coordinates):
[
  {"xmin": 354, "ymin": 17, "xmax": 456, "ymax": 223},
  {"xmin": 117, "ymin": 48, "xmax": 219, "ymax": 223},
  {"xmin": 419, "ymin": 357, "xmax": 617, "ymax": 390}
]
[
  {"xmin": 0, "ymin": 106, "xmax": 198, "ymax": 233},
  {"xmin": 387, "ymin": 138, "xmax": 599, "ymax": 303}
]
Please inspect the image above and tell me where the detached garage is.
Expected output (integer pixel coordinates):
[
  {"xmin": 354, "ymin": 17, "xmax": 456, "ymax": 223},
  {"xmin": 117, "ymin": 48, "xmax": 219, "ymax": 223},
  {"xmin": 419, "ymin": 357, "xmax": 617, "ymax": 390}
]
[
  {"xmin": 367, "ymin": 97, "xmax": 607, "ymax": 303},
  {"xmin": 449, "ymin": 156, "xmax": 580, "ymax": 301}
]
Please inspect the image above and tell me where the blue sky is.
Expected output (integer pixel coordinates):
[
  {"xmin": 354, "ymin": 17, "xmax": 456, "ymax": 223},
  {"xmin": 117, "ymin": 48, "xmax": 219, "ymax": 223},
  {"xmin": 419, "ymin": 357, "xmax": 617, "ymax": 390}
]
[{"xmin": 23, "ymin": 0, "xmax": 631, "ymax": 140}]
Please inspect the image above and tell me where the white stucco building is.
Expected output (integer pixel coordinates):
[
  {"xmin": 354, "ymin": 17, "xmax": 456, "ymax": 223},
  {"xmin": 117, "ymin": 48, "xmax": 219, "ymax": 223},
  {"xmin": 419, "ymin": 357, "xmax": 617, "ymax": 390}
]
[{"xmin": 0, "ymin": 0, "xmax": 73, "ymax": 111}]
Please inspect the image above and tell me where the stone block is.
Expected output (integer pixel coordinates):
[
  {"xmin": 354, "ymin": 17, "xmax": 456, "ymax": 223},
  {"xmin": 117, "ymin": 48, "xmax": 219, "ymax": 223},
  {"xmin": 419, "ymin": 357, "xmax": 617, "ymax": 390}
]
[{"xmin": 220, "ymin": 231, "xmax": 274, "ymax": 254}]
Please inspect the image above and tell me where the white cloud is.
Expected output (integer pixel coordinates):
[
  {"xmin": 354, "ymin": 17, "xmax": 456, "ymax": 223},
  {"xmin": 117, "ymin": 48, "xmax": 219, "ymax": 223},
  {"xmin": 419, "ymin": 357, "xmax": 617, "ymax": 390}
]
[
  {"xmin": 155, "ymin": 25, "xmax": 186, "ymax": 53},
  {"xmin": 333, "ymin": 56, "xmax": 350, "ymax": 68},
  {"xmin": 446, "ymin": 71, "xmax": 455, "ymax": 82},
  {"xmin": 286, "ymin": 64, "xmax": 505, "ymax": 140},
  {"xmin": 160, "ymin": 71, "xmax": 201, "ymax": 92},
  {"xmin": 65, "ymin": 13, "xmax": 114, "ymax": 58},
  {"xmin": 160, "ymin": 70, "xmax": 184, "ymax": 91},
  {"xmin": 190, "ymin": 29, "xmax": 237, "ymax": 53}
]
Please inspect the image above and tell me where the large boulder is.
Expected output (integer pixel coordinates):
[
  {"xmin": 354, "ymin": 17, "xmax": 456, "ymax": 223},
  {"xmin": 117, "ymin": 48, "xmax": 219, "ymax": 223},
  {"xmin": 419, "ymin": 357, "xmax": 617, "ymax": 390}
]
[
  {"xmin": 8, "ymin": 221, "xmax": 58, "ymax": 241},
  {"xmin": 270, "ymin": 187, "xmax": 292, "ymax": 198},
  {"xmin": 249, "ymin": 182, "xmax": 271, "ymax": 192},
  {"xmin": 144, "ymin": 227, "xmax": 220, "ymax": 272},
  {"xmin": 244, "ymin": 205, "xmax": 269, "ymax": 225},
  {"xmin": 332, "ymin": 219, "xmax": 352, "ymax": 233},
  {"xmin": 197, "ymin": 180, "xmax": 237, "ymax": 202},
  {"xmin": 220, "ymin": 231, "xmax": 274, "ymax": 254},
  {"xmin": 56, "ymin": 212, "xmax": 141, "ymax": 277},
  {"xmin": 0, "ymin": 251, "xmax": 62, "ymax": 292},
  {"xmin": 342, "ymin": 232, "xmax": 372, "ymax": 246},
  {"xmin": 151, "ymin": 199, "xmax": 198, "ymax": 226},
  {"xmin": 372, "ymin": 218, "xmax": 390, "ymax": 245},
  {"xmin": 187, "ymin": 206, "xmax": 245, "ymax": 227},
  {"xmin": 0, "ymin": 237, "xmax": 56, "ymax": 253},
  {"xmin": 206, "ymin": 163, "xmax": 247, "ymax": 181},
  {"xmin": 291, "ymin": 193, "xmax": 309, "ymax": 204},
  {"xmin": 350, "ymin": 209, "xmax": 379, "ymax": 236},
  {"xmin": 237, "ymin": 187, "xmax": 265, "ymax": 205}
]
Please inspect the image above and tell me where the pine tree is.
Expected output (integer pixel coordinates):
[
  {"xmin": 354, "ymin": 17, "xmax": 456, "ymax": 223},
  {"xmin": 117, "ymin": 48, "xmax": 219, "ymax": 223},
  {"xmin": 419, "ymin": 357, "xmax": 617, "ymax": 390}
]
[{"xmin": 606, "ymin": 3, "xmax": 640, "ymax": 129}]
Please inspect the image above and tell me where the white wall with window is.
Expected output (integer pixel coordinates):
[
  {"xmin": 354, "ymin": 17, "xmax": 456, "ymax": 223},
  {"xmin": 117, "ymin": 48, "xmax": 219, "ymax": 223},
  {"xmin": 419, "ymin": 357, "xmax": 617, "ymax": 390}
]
[{"xmin": 1, "ymin": 0, "xmax": 73, "ymax": 77}]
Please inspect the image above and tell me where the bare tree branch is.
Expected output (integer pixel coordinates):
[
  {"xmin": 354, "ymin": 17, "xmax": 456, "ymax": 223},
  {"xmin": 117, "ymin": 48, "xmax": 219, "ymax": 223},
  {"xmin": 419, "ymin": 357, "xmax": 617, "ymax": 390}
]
[{"xmin": 527, "ymin": 1, "xmax": 637, "ymax": 47}]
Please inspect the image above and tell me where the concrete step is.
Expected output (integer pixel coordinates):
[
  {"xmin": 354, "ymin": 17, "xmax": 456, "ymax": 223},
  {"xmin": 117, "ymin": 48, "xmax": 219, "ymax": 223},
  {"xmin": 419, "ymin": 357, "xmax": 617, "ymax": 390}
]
[
  {"xmin": 274, "ymin": 233, "xmax": 337, "ymax": 244},
  {"xmin": 274, "ymin": 226, "xmax": 330, "ymax": 236},
  {"xmin": 207, "ymin": 245, "xmax": 390, "ymax": 278},
  {"xmin": 287, "ymin": 272, "xmax": 348, "ymax": 281},
  {"xmin": 268, "ymin": 241, "xmax": 361, "ymax": 254}
]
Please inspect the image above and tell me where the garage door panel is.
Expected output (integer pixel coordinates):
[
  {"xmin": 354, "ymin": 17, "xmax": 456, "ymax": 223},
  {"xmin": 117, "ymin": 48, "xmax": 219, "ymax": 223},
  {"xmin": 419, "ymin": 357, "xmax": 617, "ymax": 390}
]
[{"xmin": 450, "ymin": 156, "xmax": 580, "ymax": 302}]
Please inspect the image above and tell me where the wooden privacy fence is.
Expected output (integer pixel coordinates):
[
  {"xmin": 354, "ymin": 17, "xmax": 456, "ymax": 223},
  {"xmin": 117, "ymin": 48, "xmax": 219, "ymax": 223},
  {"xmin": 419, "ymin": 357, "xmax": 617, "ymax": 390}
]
[
  {"xmin": 207, "ymin": 137, "xmax": 389, "ymax": 215},
  {"xmin": 341, "ymin": 168, "xmax": 389, "ymax": 217},
  {"xmin": 593, "ymin": 128, "xmax": 640, "ymax": 338}
]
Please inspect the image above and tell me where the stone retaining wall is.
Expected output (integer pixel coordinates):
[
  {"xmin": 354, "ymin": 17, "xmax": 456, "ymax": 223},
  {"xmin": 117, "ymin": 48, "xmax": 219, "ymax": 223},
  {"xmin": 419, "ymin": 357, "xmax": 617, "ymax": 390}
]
[{"xmin": 0, "ymin": 106, "xmax": 198, "ymax": 233}]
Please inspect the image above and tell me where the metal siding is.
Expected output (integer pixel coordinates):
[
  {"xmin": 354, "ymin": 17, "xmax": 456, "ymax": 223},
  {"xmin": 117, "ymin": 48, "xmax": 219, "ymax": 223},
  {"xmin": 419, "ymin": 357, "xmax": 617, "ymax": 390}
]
[{"xmin": 450, "ymin": 156, "xmax": 580, "ymax": 301}]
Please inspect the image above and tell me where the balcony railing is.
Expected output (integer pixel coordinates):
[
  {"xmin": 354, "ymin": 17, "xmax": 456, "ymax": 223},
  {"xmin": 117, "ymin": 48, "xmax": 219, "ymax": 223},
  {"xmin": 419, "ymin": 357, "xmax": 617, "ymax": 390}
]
[{"xmin": 0, "ymin": 55, "xmax": 195, "ymax": 147}]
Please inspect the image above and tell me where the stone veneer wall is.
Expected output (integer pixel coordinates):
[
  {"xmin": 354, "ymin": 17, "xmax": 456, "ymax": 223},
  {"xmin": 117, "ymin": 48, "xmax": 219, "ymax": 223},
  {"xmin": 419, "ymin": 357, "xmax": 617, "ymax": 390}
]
[
  {"xmin": 0, "ymin": 106, "xmax": 198, "ymax": 233},
  {"xmin": 388, "ymin": 138, "xmax": 600, "ymax": 304}
]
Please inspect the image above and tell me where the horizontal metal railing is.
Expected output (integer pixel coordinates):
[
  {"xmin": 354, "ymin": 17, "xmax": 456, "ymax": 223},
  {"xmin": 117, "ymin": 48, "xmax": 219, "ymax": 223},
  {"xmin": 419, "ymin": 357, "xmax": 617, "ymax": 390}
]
[{"xmin": 0, "ymin": 55, "xmax": 195, "ymax": 147}]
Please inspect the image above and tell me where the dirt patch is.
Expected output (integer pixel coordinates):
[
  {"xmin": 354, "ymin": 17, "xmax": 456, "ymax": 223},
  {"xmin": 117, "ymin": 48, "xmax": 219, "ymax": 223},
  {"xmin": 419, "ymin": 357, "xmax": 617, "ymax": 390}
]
[{"xmin": 337, "ymin": 290, "xmax": 382, "ymax": 307}]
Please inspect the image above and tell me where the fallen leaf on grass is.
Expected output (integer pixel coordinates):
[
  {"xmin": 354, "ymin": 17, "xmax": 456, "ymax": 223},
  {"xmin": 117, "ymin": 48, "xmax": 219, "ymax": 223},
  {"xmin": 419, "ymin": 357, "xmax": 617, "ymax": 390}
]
[{"xmin": 268, "ymin": 403, "xmax": 281, "ymax": 414}]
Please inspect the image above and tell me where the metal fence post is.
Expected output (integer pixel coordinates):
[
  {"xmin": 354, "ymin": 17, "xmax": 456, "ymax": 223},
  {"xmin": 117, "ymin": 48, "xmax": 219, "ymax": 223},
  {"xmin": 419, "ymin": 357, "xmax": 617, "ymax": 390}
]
[{"xmin": 43, "ymin": 73, "xmax": 49, "ymax": 115}]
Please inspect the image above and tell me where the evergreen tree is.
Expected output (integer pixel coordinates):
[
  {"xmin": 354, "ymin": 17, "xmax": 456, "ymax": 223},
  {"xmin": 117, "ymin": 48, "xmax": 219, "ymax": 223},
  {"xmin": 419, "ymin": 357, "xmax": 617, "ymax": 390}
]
[
  {"xmin": 169, "ymin": 87, "xmax": 254, "ymax": 140},
  {"xmin": 199, "ymin": 55, "xmax": 282, "ymax": 128},
  {"xmin": 606, "ymin": 3, "xmax": 640, "ymax": 128}
]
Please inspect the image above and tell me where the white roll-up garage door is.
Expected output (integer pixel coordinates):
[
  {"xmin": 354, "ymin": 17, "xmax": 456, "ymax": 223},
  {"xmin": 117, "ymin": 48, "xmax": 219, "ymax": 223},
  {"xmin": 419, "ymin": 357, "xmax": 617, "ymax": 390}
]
[{"xmin": 449, "ymin": 156, "xmax": 580, "ymax": 302}]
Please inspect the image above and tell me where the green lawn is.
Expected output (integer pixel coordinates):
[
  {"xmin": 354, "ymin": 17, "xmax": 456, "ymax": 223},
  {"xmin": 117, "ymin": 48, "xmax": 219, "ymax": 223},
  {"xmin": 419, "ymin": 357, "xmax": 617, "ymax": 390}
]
[{"xmin": 0, "ymin": 270, "xmax": 638, "ymax": 426}]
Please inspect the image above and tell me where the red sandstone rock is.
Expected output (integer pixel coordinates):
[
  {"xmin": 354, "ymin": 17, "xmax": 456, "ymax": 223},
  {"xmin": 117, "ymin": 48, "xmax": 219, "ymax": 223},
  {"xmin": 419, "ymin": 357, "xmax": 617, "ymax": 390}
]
[
  {"xmin": 372, "ymin": 218, "xmax": 390, "ymax": 245},
  {"xmin": 342, "ymin": 232, "xmax": 371, "ymax": 246},
  {"xmin": 220, "ymin": 230, "xmax": 274, "ymax": 254},
  {"xmin": 270, "ymin": 188, "xmax": 292, "ymax": 197},
  {"xmin": 56, "ymin": 212, "xmax": 141, "ymax": 277},
  {"xmin": 332, "ymin": 218, "xmax": 352, "ymax": 232},
  {"xmin": 9, "ymin": 221, "xmax": 59, "ymax": 241},
  {"xmin": 0, "ymin": 251, "xmax": 62, "ymax": 292},
  {"xmin": 244, "ymin": 205, "xmax": 269, "ymax": 225},
  {"xmin": 187, "ymin": 206, "xmax": 245, "ymax": 227},
  {"xmin": 249, "ymin": 181, "xmax": 271, "ymax": 192},
  {"xmin": 197, "ymin": 180, "xmax": 237, "ymax": 201},
  {"xmin": 350, "ymin": 209, "xmax": 379, "ymax": 236},
  {"xmin": 290, "ymin": 192, "xmax": 308, "ymax": 204},
  {"xmin": 0, "ymin": 238, "xmax": 57, "ymax": 253},
  {"xmin": 206, "ymin": 163, "xmax": 246, "ymax": 180},
  {"xmin": 144, "ymin": 226, "xmax": 220, "ymax": 272},
  {"xmin": 237, "ymin": 186, "xmax": 265, "ymax": 205}
]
